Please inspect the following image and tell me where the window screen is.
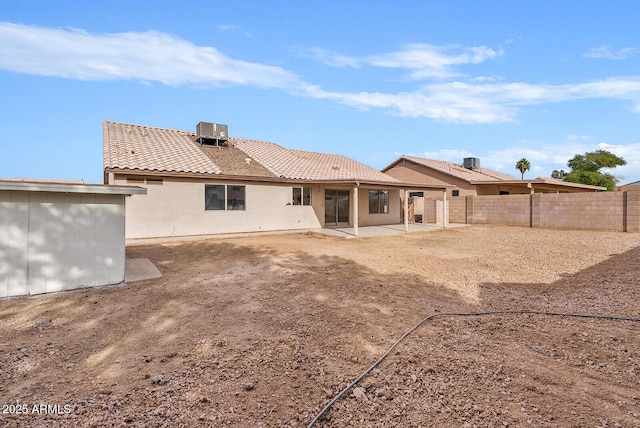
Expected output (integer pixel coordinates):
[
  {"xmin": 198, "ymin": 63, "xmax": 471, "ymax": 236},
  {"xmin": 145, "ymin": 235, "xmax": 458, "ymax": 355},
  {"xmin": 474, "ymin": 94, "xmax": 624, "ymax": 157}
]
[
  {"xmin": 369, "ymin": 190, "xmax": 389, "ymax": 214},
  {"xmin": 227, "ymin": 185, "xmax": 245, "ymax": 210},
  {"xmin": 205, "ymin": 185, "xmax": 225, "ymax": 210}
]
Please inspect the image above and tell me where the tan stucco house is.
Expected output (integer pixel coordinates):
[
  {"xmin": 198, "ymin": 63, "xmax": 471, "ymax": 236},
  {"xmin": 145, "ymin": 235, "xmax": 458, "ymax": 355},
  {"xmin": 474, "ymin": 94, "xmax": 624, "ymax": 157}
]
[
  {"xmin": 382, "ymin": 156, "xmax": 605, "ymax": 197},
  {"xmin": 103, "ymin": 121, "xmax": 446, "ymax": 240}
]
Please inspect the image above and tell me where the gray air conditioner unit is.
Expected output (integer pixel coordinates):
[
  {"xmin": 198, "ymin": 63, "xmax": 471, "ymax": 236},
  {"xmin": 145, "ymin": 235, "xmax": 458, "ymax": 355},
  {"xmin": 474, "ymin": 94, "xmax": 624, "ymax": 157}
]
[
  {"xmin": 196, "ymin": 122, "xmax": 228, "ymax": 141},
  {"xmin": 463, "ymin": 157, "xmax": 480, "ymax": 170}
]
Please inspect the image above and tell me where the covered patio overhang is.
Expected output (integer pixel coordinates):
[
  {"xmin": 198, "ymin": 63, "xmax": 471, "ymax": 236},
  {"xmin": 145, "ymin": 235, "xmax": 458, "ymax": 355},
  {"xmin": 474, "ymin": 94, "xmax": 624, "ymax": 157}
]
[{"xmin": 299, "ymin": 179, "xmax": 450, "ymax": 237}]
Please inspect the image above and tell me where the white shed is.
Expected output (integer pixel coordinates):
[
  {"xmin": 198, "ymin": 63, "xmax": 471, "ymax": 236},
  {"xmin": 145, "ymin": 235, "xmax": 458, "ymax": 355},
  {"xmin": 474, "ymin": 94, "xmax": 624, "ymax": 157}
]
[{"xmin": 0, "ymin": 180, "xmax": 146, "ymax": 298}]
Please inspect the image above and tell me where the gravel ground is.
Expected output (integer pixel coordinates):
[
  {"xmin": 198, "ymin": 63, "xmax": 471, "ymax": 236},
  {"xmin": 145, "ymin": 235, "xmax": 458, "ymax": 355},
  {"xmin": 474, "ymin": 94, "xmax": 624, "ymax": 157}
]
[{"xmin": 0, "ymin": 225, "xmax": 639, "ymax": 427}]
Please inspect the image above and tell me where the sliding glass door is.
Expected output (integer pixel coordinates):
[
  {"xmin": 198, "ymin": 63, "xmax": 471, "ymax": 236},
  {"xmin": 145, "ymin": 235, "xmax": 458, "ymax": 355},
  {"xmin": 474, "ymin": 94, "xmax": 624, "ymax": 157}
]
[{"xmin": 324, "ymin": 189, "xmax": 350, "ymax": 226}]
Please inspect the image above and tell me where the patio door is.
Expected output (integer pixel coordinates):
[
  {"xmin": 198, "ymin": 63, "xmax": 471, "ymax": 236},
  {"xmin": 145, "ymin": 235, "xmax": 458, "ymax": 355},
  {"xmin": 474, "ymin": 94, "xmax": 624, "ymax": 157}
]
[{"xmin": 325, "ymin": 189, "xmax": 350, "ymax": 226}]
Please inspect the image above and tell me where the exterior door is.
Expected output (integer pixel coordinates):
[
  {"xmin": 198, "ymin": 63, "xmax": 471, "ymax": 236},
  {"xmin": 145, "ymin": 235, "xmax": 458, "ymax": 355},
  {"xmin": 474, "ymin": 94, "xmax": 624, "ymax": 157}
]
[{"xmin": 325, "ymin": 189, "xmax": 350, "ymax": 226}]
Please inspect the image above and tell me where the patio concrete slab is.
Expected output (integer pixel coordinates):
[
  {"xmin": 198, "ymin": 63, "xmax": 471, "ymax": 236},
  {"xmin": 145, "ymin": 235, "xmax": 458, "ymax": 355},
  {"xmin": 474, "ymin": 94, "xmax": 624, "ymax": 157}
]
[
  {"xmin": 125, "ymin": 258, "xmax": 162, "ymax": 282},
  {"xmin": 316, "ymin": 223, "xmax": 468, "ymax": 238}
]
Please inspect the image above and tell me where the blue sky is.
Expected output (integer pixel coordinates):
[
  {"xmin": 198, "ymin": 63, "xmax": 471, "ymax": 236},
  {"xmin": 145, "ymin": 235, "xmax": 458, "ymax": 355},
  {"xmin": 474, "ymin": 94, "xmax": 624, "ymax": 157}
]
[{"xmin": 1, "ymin": 1, "xmax": 639, "ymax": 185}]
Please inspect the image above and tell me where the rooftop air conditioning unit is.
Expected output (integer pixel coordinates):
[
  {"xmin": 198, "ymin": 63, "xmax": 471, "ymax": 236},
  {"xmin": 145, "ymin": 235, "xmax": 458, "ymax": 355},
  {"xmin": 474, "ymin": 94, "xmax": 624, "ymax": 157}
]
[
  {"xmin": 463, "ymin": 157, "xmax": 480, "ymax": 170},
  {"xmin": 196, "ymin": 122, "xmax": 228, "ymax": 141}
]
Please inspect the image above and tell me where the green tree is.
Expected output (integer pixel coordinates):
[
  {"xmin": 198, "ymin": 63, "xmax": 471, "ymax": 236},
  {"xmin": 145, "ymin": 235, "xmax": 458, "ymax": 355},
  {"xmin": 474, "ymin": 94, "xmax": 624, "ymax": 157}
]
[
  {"xmin": 515, "ymin": 158, "xmax": 531, "ymax": 180},
  {"xmin": 564, "ymin": 149, "xmax": 626, "ymax": 191},
  {"xmin": 551, "ymin": 169, "xmax": 567, "ymax": 180}
]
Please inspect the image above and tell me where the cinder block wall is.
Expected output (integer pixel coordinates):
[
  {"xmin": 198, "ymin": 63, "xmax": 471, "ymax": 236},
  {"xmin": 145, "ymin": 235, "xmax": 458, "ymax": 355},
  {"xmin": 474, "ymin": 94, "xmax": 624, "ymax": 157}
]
[
  {"xmin": 538, "ymin": 192, "xmax": 625, "ymax": 231},
  {"xmin": 468, "ymin": 194, "xmax": 531, "ymax": 227},
  {"xmin": 448, "ymin": 198, "xmax": 466, "ymax": 223},
  {"xmin": 424, "ymin": 199, "xmax": 436, "ymax": 223},
  {"xmin": 627, "ymin": 189, "xmax": 640, "ymax": 232},
  {"xmin": 458, "ymin": 189, "xmax": 640, "ymax": 232}
]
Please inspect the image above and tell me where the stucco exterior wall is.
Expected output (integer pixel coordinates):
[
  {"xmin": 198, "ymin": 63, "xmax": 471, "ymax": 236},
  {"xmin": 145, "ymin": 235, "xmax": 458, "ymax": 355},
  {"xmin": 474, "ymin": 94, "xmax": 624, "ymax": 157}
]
[
  {"xmin": 0, "ymin": 190, "xmax": 126, "ymax": 298},
  {"xmin": 356, "ymin": 188, "xmax": 402, "ymax": 227},
  {"xmin": 475, "ymin": 184, "xmax": 531, "ymax": 195},
  {"xmin": 120, "ymin": 177, "xmax": 324, "ymax": 239},
  {"xmin": 120, "ymin": 177, "xmax": 406, "ymax": 238}
]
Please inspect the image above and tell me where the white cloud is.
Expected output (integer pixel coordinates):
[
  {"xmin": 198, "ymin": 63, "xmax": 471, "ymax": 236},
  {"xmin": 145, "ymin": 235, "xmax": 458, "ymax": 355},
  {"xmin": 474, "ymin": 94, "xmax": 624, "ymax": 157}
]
[
  {"xmin": 471, "ymin": 136, "xmax": 640, "ymax": 183},
  {"xmin": 305, "ymin": 85, "xmax": 516, "ymax": 123},
  {"xmin": 305, "ymin": 77, "xmax": 640, "ymax": 124},
  {"xmin": 299, "ymin": 43, "xmax": 504, "ymax": 79},
  {"xmin": 367, "ymin": 43, "xmax": 504, "ymax": 80},
  {"xmin": 217, "ymin": 24, "xmax": 236, "ymax": 32},
  {"xmin": 216, "ymin": 24, "xmax": 252, "ymax": 38},
  {"xmin": 3, "ymin": 22, "xmax": 640, "ymax": 125},
  {"xmin": 583, "ymin": 45, "xmax": 638, "ymax": 60},
  {"xmin": 420, "ymin": 148, "xmax": 475, "ymax": 161},
  {"xmin": 294, "ymin": 47, "xmax": 360, "ymax": 68},
  {"xmin": 0, "ymin": 22, "xmax": 296, "ymax": 88}
]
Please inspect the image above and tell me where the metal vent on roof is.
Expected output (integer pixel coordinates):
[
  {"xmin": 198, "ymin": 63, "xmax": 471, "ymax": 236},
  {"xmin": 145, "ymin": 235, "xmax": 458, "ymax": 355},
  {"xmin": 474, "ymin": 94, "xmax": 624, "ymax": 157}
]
[
  {"xmin": 196, "ymin": 122, "xmax": 228, "ymax": 146},
  {"xmin": 463, "ymin": 157, "xmax": 480, "ymax": 170}
]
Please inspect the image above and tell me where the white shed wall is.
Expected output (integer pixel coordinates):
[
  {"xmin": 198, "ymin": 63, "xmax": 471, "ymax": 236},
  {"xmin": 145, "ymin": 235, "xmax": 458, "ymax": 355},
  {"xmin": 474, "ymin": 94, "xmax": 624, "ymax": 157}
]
[{"xmin": 0, "ymin": 191, "xmax": 126, "ymax": 298}]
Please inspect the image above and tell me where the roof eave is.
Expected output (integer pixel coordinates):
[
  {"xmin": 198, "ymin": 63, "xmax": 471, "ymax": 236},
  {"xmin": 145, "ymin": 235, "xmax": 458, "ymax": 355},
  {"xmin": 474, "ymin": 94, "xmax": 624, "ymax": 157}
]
[
  {"xmin": 470, "ymin": 179, "xmax": 606, "ymax": 191},
  {"xmin": 0, "ymin": 181, "xmax": 147, "ymax": 195},
  {"xmin": 106, "ymin": 169, "xmax": 449, "ymax": 190}
]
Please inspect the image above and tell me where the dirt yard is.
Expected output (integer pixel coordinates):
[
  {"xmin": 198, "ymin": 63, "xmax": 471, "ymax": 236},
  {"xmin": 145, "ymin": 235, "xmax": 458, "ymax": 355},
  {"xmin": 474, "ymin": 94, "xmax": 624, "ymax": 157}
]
[{"xmin": 1, "ymin": 225, "xmax": 639, "ymax": 427}]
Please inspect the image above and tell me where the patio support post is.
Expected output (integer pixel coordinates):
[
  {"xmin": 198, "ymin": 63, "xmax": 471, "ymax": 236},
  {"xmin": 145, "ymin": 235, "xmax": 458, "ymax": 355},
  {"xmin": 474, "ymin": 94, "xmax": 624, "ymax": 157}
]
[
  {"xmin": 353, "ymin": 186, "xmax": 359, "ymax": 236},
  {"xmin": 404, "ymin": 189, "xmax": 409, "ymax": 232},
  {"xmin": 442, "ymin": 189, "xmax": 447, "ymax": 228}
]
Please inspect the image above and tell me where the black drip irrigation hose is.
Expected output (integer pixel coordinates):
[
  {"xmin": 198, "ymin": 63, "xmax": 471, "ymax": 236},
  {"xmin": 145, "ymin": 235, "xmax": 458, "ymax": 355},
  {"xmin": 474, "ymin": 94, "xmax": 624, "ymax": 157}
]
[{"xmin": 307, "ymin": 310, "xmax": 640, "ymax": 428}]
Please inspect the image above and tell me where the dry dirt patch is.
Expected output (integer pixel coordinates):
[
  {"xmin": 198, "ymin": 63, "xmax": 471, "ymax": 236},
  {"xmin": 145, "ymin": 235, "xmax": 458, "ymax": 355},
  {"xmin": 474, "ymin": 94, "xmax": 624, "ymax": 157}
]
[{"xmin": 1, "ymin": 225, "xmax": 639, "ymax": 427}]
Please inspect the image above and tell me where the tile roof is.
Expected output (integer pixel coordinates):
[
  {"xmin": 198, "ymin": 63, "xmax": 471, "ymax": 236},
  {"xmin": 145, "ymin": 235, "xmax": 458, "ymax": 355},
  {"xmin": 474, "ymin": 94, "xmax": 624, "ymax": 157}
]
[
  {"xmin": 199, "ymin": 140, "xmax": 274, "ymax": 177},
  {"xmin": 397, "ymin": 156, "xmax": 516, "ymax": 183},
  {"xmin": 103, "ymin": 122, "xmax": 221, "ymax": 175},
  {"xmin": 234, "ymin": 139, "xmax": 400, "ymax": 182},
  {"xmin": 104, "ymin": 121, "xmax": 400, "ymax": 183}
]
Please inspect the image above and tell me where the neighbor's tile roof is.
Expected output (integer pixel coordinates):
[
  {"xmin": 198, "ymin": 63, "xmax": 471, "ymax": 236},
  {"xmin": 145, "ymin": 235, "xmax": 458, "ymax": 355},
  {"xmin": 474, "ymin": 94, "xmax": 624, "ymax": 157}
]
[
  {"xmin": 104, "ymin": 121, "xmax": 400, "ymax": 183},
  {"xmin": 399, "ymin": 155, "xmax": 516, "ymax": 182}
]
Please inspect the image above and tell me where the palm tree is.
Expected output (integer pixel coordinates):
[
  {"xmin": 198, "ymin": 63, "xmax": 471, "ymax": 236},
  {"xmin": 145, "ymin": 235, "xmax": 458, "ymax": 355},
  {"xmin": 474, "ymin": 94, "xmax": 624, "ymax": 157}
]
[{"xmin": 515, "ymin": 158, "xmax": 531, "ymax": 180}]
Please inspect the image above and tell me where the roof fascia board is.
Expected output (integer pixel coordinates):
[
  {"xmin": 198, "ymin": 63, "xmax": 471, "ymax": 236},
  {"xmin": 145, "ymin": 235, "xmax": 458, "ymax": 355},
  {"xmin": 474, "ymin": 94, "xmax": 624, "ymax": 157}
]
[
  {"xmin": 0, "ymin": 181, "xmax": 147, "ymax": 195},
  {"xmin": 470, "ymin": 180, "xmax": 606, "ymax": 191}
]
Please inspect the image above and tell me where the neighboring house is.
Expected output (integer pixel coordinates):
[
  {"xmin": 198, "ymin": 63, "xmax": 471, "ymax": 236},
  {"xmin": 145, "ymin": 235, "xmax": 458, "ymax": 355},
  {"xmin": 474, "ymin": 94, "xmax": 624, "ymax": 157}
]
[
  {"xmin": 103, "ymin": 121, "xmax": 447, "ymax": 239},
  {"xmin": 619, "ymin": 180, "xmax": 640, "ymax": 192},
  {"xmin": 382, "ymin": 156, "xmax": 605, "ymax": 197},
  {"xmin": 0, "ymin": 179, "xmax": 145, "ymax": 298}
]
